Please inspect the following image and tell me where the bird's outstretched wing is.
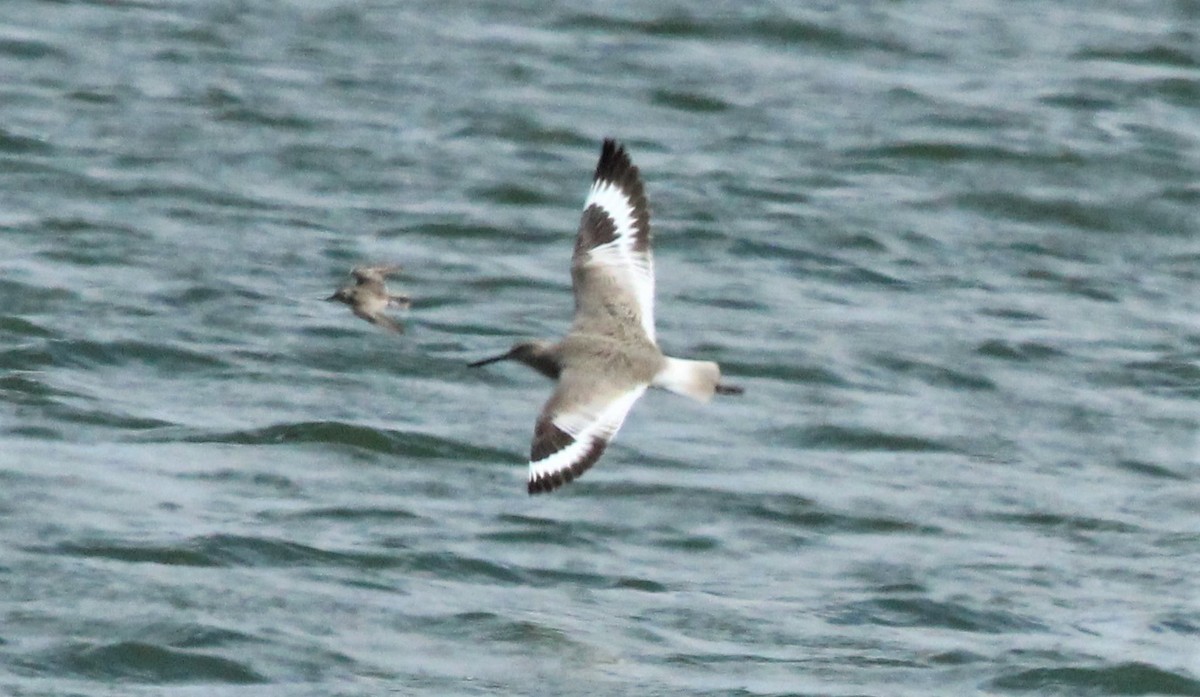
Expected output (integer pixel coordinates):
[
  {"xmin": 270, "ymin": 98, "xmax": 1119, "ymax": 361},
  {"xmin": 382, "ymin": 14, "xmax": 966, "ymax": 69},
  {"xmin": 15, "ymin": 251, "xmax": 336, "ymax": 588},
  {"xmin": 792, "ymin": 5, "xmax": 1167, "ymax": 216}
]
[
  {"xmin": 352, "ymin": 264, "xmax": 402, "ymax": 284},
  {"xmin": 353, "ymin": 308, "xmax": 404, "ymax": 334},
  {"xmin": 571, "ymin": 139, "xmax": 655, "ymax": 342},
  {"xmin": 527, "ymin": 375, "xmax": 647, "ymax": 494}
]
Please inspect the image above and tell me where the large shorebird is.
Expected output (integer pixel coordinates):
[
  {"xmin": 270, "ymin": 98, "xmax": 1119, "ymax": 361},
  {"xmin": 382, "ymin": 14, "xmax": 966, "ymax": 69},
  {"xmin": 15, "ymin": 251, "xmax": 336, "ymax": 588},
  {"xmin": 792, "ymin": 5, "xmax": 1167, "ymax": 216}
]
[
  {"xmin": 471, "ymin": 139, "xmax": 742, "ymax": 494},
  {"xmin": 327, "ymin": 265, "xmax": 411, "ymax": 333}
]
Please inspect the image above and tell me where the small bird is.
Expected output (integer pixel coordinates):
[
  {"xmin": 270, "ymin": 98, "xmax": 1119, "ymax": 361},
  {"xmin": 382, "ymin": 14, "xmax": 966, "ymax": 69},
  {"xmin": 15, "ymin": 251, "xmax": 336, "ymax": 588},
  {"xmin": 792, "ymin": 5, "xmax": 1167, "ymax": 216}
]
[
  {"xmin": 327, "ymin": 264, "xmax": 411, "ymax": 333},
  {"xmin": 470, "ymin": 139, "xmax": 742, "ymax": 494}
]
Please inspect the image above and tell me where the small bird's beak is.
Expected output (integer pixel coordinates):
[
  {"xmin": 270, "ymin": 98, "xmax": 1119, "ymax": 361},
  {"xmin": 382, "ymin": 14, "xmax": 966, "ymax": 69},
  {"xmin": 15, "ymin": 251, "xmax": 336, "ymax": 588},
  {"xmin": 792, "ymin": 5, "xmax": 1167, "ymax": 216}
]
[
  {"xmin": 324, "ymin": 293, "xmax": 339, "ymax": 302},
  {"xmin": 468, "ymin": 350, "xmax": 512, "ymax": 368}
]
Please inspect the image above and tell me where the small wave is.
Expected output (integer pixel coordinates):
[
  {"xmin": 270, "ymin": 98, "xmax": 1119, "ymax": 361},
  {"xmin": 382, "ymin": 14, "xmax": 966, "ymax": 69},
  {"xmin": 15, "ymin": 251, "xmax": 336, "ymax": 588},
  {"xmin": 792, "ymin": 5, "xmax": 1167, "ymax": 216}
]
[
  {"xmin": 182, "ymin": 420, "xmax": 401, "ymax": 453},
  {"xmin": 975, "ymin": 339, "xmax": 1063, "ymax": 361},
  {"xmin": 1090, "ymin": 357, "xmax": 1200, "ymax": 396},
  {"xmin": 845, "ymin": 140, "xmax": 1084, "ymax": 167},
  {"xmin": 578, "ymin": 484, "xmax": 939, "ymax": 539},
  {"xmin": 1022, "ymin": 268, "xmax": 1121, "ymax": 303},
  {"xmin": 471, "ymin": 183, "xmax": 559, "ymax": 206},
  {"xmin": 1115, "ymin": 459, "xmax": 1189, "ymax": 482},
  {"xmin": 1039, "ymin": 90, "xmax": 1122, "ymax": 110},
  {"xmin": 730, "ymin": 239, "xmax": 909, "ymax": 288},
  {"xmin": 214, "ymin": 106, "xmax": 315, "ymax": 131},
  {"xmin": 0, "ymin": 126, "xmax": 53, "ymax": 154},
  {"xmin": 28, "ymin": 640, "xmax": 265, "ymax": 684},
  {"xmin": 987, "ymin": 511, "xmax": 1142, "ymax": 536},
  {"xmin": 267, "ymin": 505, "xmax": 422, "ymax": 522},
  {"xmin": 0, "ymin": 33, "xmax": 68, "ymax": 61},
  {"xmin": 419, "ymin": 611, "xmax": 598, "ymax": 660},
  {"xmin": 35, "ymin": 534, "xmax": 398, "ymax": 569},
  {"xmin": 743, "ymin": 494, "xmax": 936, "ymax": 535},
  {"xmin": 0, "ymin": 315, "xmax": 56, "ymax": 339},
  {"xmin": 405, "ymin": 551, "xmax": 662, "ymax": 593},
  {"xmin": 110, "ymin": 179, "xmax": 282, "ymax": 212},
  {"xmin": 977, "ymin": 307, "xmax": 1049, "ymax": 322},
  {"xmin": 480, "ymin": 514, "xmax": 610, "ymax": 549},
  {"xmin": 10, "ymin": 338, "xmax": 231, "ymax": 373},
  {"xmin": 37, "ymin": 404, "xmax": 173, "ymax": 433},
  {"xmin": 789, "ymin": 424, "xmax": 957, "ymax": 453},
  {"xmin": 556, "ymin": 11, "xmax": 915, "ymax": 55},
  {"xmin": 0, "ymin": 372, "xmax": 174, "ymax": 434},
  {"xmin": 989, "ymin": 662, "xmax": 1200, "ymax": 695},
  {"xmin": 0, "ymin": 345, "xmax": 57, "ymax": 372},
  {"xmin": 0, "ymin": 372, "xmax": 76, "ymax": 402},
  {"xmin": 448, "ymin": 114, "xmax": 591, "ymax": 147},
  {"xmin": 650, "ymin": 89, "xmax": 731, "ymax": 114},
  {"xmin": 134, "ymin": 621, "xmax": 258, "ymax": 650},
  {"xmin": 0, "ymin": 278, "xmax": 80, "ymax": 316},
  {"xmin": 830, "ymin": 597, "xmax": 1044, "ymax": 633},
  {"xmin": 955, "ymin": 191, "xmax": 1120, "ymax": 233},
  {"xmin": 177, "ymin": 421, "xmax": 512, "ymax": 460},
  {"xmin": 400, "ymin": 551, "xmax": 524, "ymax": 585},
  {"xmin": 416, "ymin": 221, "xmax": 542, "ymax": 241},
  {"xmin": 1155, "ymin": 614, "xmax": 1200, "ymax": 636},
  {"xmin": 719, "ymin": 360, "xmax": 847, "ymax": 387},
  {"xmin": 66, "ymin": 86, "xmax": 122, "ymax": 104},
  {"xmin": 870, "ymin": 354, "xmax": 997, "ymax": 391},
  {"xmin": 1074, "ymin": 44, "xmax": 1199, "ymax": 69}
]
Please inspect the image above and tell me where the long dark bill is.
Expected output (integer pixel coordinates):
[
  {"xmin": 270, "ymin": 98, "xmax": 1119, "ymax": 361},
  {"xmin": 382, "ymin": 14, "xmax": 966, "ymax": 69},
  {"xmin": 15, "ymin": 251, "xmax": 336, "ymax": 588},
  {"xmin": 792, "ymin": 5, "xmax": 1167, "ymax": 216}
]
[
  {"xmin": 715, "ymin": 383, "xmax": 745, "ymax": 395},
  {"xmin": 468, "ymin": 351, "xmax": 513, "ymax": 368}
]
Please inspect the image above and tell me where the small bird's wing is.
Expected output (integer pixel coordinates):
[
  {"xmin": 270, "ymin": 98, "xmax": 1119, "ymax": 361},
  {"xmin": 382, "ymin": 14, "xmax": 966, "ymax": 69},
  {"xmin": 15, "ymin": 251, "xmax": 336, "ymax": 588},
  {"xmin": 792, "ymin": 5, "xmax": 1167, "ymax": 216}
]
[
  {"xmin": 571, "ymin": 139, "xmax": 655, "ymax": 342},
  {"xmin": 352, "ymin": 264, "xmax": 402, "ymax": 284},
  {"xmin": 372, "ymin": 315, "xmax": 405, "ymax": 334},
  {"xmin": 353, "ymin": 307, "xmax": 404, "ymax": 334},
  {"xmin": 527, "ymin": 373, "xmax": 647, "ymax": 494}
]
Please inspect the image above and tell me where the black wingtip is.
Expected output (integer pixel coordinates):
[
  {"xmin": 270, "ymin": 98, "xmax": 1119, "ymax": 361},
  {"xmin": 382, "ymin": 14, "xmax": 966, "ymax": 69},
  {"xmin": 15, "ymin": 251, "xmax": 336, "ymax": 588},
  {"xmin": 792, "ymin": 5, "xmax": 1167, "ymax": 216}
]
[
  {"xmin": 594, "ymin": 138, "xmax": 636, "ymax": 183},
  {"xmin": 527, "ymin": 467, "xmax": 576, "ymax": 495},
  {"xmin": 588, "ymin": 138, "xmax": 651, "ymax": 255},
  {"xmin": 527, "ymin": 426, "xmax": 608, "ymax": 495}
]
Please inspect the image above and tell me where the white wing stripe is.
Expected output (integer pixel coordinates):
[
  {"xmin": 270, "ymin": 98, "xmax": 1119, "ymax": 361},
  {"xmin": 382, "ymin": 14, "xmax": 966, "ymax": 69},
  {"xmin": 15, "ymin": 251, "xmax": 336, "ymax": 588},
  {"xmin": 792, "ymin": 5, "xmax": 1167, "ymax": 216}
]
[
  {"xmin": 582, "ymin": 181, "xmax": 656, "ymax": 341},
  {"xmin": 528, "ymin": 386, "xmax": 647, "ymax": 481},
  {"xmin": 530, "ymin": 431, "xmax": 595, "ymax": 482},
  {"xmin": 585, "ymin": 181, "xmax": 637, "ymax": 240},
  {"xmin": 529, "ymin": 433, "xmax": 596, "ymax": 481}
]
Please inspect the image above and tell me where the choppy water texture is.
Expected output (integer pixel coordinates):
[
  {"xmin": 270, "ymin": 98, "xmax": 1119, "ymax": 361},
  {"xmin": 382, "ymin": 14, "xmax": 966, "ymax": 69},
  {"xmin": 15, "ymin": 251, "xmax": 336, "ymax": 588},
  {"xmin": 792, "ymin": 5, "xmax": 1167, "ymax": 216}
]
[{"xmin": 1, "ymin": 1, "xmax": 1198, "ymax": 695}]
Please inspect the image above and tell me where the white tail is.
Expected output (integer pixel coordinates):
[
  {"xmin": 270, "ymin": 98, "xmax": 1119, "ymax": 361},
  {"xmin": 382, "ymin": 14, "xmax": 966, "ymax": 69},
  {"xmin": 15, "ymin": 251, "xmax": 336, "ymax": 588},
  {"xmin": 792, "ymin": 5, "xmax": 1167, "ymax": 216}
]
[{"xmin": 652, "ymin": 357, "xmax": 721, "ymax": 403}]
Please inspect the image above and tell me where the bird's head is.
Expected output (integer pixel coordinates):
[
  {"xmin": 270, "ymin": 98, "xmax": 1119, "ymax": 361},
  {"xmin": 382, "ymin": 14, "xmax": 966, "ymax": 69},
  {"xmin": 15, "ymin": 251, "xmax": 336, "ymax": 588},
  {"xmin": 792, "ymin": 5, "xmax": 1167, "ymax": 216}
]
[
  {"xmin": 468, "ymin": 340, "xmax": 560, "ymax": 379},
  {"xmin": 326, "ymin": 287, "xmax": 353, "ymax": 305}
]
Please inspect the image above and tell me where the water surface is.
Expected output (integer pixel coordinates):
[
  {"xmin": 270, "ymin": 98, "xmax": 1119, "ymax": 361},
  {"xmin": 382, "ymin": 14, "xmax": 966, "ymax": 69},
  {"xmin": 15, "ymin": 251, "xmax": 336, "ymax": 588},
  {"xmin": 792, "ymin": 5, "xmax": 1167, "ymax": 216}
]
[{"xmin": 1, "ymin": 1, "xmax": 1197, "ymax": 695}]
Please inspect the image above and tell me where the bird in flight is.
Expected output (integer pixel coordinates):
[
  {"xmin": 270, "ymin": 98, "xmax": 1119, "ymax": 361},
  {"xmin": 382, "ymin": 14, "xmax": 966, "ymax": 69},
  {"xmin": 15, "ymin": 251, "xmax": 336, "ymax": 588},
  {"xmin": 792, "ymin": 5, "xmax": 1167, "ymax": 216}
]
[
  {"xmin": 327, "ymin": 265, "xmax": 411, "ymax": 334},
  {"xmin": 471, "ymin": 139, "xmax": 742, "ymax": 494}
]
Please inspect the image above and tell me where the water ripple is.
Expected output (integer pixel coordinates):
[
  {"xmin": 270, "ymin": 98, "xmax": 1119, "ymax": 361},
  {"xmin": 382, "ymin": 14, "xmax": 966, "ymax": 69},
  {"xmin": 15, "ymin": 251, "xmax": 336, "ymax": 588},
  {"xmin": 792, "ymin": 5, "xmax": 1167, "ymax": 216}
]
[
  {"xmin": 788, "ymin": 424, "xmax": 958, "ymax": 453},
  {"xmin": 0, "ymin": 126, "xmax": 52, "ymax": 154},
  {"xmin": 24, "ymin": 640, "xmax": 265, "ymax": 684},
  {"xmin": 989, "ymin": 662, "xmax": 1200, "ymax": 696},
  {"xmin": 557, "ymin": 11, "xmax": 916, "ymax": 54},
  {"xmin": 830, "ymin": 597, "xmax": 1044, "ymax": 634},
  {"xmin": 34, "ymin": 534, "xmax": 398, "ymax": 569},
  {"xmin": 1, "ymin": 0, "xmax": 1195, "ymax": 694},
  {"xmin": 175, "ymin": 421, "xmax": 512, "ymax": 460}
]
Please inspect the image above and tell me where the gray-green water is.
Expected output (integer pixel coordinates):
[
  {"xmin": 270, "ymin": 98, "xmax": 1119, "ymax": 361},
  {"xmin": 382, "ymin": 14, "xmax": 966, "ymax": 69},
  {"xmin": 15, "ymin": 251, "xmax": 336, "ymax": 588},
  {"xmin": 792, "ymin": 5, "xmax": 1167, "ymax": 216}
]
[{"xmin": 2, "ymin": 1, "xmax": 1198, "ymax": 695}]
